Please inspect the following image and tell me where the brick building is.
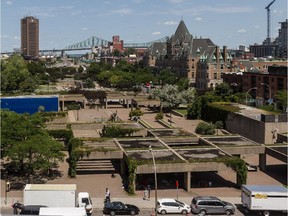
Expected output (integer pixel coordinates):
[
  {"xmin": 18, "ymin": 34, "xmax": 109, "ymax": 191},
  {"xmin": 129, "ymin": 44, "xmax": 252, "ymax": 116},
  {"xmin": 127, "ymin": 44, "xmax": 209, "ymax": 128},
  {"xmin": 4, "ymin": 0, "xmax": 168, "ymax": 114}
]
[
  {"xmin": 242, "ymin": 66, "xmax": 287, "ymax": 104},
  {"xmin": 148, "ymin": 20, "xmax": 232, "ymax": 90},
  {"xmin": 109, "ymin": 35, "xmax": 124, "ymax": 53}
]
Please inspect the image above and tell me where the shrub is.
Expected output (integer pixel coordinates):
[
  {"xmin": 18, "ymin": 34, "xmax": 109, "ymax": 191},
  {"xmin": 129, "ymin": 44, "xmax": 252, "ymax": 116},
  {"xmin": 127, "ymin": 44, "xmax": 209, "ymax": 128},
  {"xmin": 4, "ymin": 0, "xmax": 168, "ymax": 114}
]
[
  {"xmin": 155, "ymin": 112, "xmax": 164, "ymax": 120},
  {"xmin": 195, "ymin": 122, "xmax": 215, "ymax": 135},
  {"xmin": 129, "ymin": 108, "xmax": 144, "ymax": 118},
  {"xmin": 101, "ymin": 125, "xmax": 140, "ymax": 138}
]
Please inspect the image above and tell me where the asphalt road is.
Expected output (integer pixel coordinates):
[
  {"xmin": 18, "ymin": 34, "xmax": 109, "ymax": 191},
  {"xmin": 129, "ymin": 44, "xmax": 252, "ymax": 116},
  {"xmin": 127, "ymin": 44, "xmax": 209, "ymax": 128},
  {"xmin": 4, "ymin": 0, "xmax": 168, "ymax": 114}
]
[{"xmin": 2, "ymin": 206, "xmax": 278, "ymax": 216}]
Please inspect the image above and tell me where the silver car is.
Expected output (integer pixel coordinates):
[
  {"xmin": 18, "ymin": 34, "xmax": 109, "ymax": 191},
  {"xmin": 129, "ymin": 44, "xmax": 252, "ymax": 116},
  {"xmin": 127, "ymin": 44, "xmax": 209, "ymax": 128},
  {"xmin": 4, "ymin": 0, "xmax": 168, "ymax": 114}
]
[{"xmin": 191, "ymin": 196, "xmax": 236, "ymax": 215}]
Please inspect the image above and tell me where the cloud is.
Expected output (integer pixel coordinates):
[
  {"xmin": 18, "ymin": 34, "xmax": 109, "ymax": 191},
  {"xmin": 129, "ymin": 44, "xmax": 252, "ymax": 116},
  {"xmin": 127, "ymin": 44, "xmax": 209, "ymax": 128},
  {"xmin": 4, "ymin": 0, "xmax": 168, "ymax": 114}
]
[
  {"xmin": 22, "ymin": 5, "xmax": 74, "ymax": 18},
  {"xmin": 13, "ymin": 36, "xmax": 20, "ymax": 40},
  {"xmin": 237, "ymin": 29, "xmax": 247, "ymax": 33},
  {"xmin": 168, "ymin": 0, "xmax": 186, "ymax": 3},
  {"xmin": 152, "ymin": 32, "xmax": 161, "ymax": 35},
  {"xmin": 163, "ymin": 21, "xmax": 178, "ymax": 25},
  {"xmin": 108, "ymin": 8, "xmax": 132, "ymax": 15},
  {"xmin": 195, "ymin": 17, "xmax": 202, "ymax": 21},
  {"xmin": 6, "ymin": 1, "xmax": 12, "ymax": 5},
  {"xmin": 82, "ymin": 27, "xmax": 88, "ymax": 31}
]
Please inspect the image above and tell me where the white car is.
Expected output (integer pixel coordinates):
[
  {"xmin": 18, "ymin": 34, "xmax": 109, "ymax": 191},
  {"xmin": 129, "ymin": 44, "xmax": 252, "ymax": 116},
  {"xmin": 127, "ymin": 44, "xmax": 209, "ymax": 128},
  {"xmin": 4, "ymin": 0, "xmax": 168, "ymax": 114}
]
[{"xmin": 157, "ymin": 198, "xmax": 191, "ymax": 215}]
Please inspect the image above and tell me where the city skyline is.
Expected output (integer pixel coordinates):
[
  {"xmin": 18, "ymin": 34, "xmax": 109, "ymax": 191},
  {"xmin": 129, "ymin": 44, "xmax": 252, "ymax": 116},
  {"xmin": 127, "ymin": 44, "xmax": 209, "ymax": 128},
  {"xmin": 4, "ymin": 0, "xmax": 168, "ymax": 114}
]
[{"xmin": 1, "ymin": 0, "xmax": 287, "ymax": 52}]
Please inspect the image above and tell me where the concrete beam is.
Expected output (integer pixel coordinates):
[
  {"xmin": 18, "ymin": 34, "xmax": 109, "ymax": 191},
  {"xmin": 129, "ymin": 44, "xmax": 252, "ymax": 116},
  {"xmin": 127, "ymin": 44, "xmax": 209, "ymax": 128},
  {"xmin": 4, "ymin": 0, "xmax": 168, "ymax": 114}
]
[
  {"xmin": 221, "ymin": 146, "xmax": 265, "ymax": 155},
  {"xmin": 81, "ymin": 151, "xmax": 123, "ymax": 160},
  {"xmin": 265, "ymin": 147, "xmax": 288, "ymax": 163},
  {"xmin": 259, "ymin": 154, "xmax": 267, "ymax": 171},
  {"xmin": 136, "ymin": 162, "xmax": 231, "ymax": 174}
]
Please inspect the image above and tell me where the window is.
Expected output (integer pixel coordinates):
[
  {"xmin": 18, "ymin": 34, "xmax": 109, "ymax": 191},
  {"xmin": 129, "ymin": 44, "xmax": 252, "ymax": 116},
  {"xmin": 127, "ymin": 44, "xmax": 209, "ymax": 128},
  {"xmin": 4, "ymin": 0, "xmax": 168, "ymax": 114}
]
[
  {"xmin": 206, "ymin": 201, "xmax": 217, "ymax": 206},
  {"xmin": 216, "ymin": 201, "xmax": 225, "ymax": 206},
  {"xmin": 198, "ymin": 201, "xmax": 206, "ymax": 205}
]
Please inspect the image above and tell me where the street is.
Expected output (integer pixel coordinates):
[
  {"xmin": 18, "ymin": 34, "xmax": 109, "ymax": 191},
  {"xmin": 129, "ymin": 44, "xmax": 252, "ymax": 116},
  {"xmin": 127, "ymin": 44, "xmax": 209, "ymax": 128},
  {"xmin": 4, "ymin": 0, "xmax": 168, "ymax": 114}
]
[{"xmin": 0, "ymin": 206, "xmax": 265, "ymax": 216}]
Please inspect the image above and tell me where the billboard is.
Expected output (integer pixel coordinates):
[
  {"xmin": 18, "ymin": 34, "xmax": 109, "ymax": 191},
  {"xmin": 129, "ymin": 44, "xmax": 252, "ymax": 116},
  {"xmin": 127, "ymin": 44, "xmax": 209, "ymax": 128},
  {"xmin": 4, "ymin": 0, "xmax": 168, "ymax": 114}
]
[{"xmin": 0, "ymin": 95, "xmax": 59, "ymax": 114}]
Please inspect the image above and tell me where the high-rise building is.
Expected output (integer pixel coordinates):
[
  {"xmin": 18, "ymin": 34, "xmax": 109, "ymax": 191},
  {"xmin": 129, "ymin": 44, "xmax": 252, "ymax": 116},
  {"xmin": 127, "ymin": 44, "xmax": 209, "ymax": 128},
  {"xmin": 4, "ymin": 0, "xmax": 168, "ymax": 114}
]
[{"xmin": 21, "ymin": 16, "xmax": 39, "ymax": 57}]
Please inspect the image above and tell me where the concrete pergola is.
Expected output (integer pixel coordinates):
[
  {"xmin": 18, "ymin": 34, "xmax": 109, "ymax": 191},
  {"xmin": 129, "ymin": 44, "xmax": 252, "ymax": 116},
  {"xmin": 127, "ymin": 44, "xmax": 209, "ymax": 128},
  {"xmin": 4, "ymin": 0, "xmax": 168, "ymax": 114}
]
[{"xmin": 78, "ymin": 127, "xmax": 271, "ymax": 191}]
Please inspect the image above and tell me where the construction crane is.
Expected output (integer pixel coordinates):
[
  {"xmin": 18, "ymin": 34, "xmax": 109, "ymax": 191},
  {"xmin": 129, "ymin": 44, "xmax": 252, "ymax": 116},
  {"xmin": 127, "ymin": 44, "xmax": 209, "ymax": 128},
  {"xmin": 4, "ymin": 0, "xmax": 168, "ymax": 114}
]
[{"xmin": 265, "ymin": 0, "xmax": 276, "ymax": 43}]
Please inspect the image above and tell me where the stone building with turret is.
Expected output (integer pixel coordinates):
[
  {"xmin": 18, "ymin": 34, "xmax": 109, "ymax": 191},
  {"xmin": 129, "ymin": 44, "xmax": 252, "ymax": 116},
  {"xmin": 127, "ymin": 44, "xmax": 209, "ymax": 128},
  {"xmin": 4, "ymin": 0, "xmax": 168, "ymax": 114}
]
[{"xmin": 148, "ymin": 20, "xmax": 232, "ymax": 90}]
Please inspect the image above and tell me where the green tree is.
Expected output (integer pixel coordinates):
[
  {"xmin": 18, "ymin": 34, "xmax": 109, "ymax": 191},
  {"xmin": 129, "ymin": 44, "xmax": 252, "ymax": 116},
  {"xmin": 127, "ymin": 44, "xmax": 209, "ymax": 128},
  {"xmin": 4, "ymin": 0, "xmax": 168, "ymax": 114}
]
[
  {"xmin": 177, "ymin": 78, "xmax": 190, "ymax": 91},
  {"xmin": 180, "ymin": 88, "xmax": 196, "ymax": 106},
  {"xmin": 129, "ymin": 108, "xmax": 144, "ymax": 119},
  {"xmin": 149, "ymin": 84, "xmax": 182, "ymax": 112},
  {"xmin": 214, "ymin": 121, "xmax": 224, "ymax": 135},
  {"xmin": 1, "ymin": 54, "xmax": 37, "ymax": 93},
  {"xmin": 276, "ymin": 90, "xmax": 287, "ymax": 111},
  {"xmin": 195, "ymin": 122, "xmax": 215, "ymax": 135},
  {"xmin": 83, "ymin": 78, "xmax": 95, "ymax": 89},
  {"xmin": 214, "ymin": 82, "xmax": 232, "ymax": 100},
  {"xmin": 159, "ymin": 69, "xmax": 177, "ymax": 85},
  {"xmin": 113, "ymin": 49, "xmax": 120, "ymax": 57},
  {"xmin": 1, "ymin": 111, "xmax": 64, "ymax": 180},
  {"xmin": 187, "ymin": 96, "xmax": 202, "ymax": 119}
]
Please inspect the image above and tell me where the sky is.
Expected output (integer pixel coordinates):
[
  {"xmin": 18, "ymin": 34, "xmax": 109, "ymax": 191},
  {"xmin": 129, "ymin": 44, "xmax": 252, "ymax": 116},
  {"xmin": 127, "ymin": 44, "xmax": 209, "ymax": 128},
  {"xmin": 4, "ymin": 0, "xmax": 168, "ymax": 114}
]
[{"xmin": 1, "ymin": 0, "xmax": 287, "ymax": 52}]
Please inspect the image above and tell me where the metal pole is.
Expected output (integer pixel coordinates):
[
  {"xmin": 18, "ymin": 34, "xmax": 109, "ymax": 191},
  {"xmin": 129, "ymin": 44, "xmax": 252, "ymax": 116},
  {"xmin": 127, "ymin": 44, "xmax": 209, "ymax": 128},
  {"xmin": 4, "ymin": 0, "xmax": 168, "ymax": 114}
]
[
  {"xmin": 150, "ymin": 147, "xmax": 157, "ymax": 216},
  {"xmin": 246, "ymin": 87, "xmax": 257, "ymax": 106}
]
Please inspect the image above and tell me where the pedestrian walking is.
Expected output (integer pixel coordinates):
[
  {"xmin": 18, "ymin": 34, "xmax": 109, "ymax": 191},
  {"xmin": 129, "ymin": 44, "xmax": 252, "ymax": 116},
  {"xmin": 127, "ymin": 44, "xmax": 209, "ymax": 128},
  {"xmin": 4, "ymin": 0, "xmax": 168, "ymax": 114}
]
[
  {"xmin": 143, "ymin": 188, "xmax": 149, "ymax": 201},
  {"xmin": 105, "ymin": 188, "xmax": 110, "ymax": 204}
]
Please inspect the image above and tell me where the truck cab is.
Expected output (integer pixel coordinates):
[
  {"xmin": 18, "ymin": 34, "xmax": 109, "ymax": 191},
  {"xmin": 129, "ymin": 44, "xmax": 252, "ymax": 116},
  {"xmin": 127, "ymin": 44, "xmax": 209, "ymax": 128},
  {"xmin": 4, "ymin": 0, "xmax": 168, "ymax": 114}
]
[{"xmin": 78, "ymin": 192, "xmax": 93, "ymax": 215}]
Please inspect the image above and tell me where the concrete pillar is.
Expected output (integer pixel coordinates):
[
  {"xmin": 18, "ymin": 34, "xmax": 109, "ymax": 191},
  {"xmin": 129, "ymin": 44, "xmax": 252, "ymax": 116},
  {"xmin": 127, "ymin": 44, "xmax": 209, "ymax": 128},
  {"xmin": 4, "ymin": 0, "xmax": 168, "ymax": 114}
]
[
  {"xmin": 259, "ymin": 154, "xmax": 267, "ymax": 171},
  {"xmin": 183, "ymin": 172, "xmax": 191, "ymax": 192},
  {"xmin": 62, "ymin": 100, "xmax": 65, "ymax": 111},
  {"xmin": 127, "ymin": 99, "xmax": 129, "ymax": 108},
  {"xmin": 120, "ymin": 159, "xmax": 126, "ymax": 175},
  {"xmin": 83, "ymin": 100, "xmax": 86, "ymax": 109},
  {"xmin": 105, "ymin": 98, "xmax": 107, "ymax": 109}
]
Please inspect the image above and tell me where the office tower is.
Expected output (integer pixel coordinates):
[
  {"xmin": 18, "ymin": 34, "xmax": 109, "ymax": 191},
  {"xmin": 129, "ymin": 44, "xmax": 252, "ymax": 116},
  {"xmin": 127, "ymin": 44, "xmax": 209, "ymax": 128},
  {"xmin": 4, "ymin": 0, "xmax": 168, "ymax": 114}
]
[{"xmin": 21, "ymin": 16, "xmax": 39, "ymax": 57}]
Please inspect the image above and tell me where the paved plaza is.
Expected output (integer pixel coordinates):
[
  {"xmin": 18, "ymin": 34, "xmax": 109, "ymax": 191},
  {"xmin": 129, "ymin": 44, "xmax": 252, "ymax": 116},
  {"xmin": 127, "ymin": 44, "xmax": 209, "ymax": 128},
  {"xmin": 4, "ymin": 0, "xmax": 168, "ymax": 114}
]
[{"xmin": 1, "ymin": 106, "xmax": 287, "ymax": 213}]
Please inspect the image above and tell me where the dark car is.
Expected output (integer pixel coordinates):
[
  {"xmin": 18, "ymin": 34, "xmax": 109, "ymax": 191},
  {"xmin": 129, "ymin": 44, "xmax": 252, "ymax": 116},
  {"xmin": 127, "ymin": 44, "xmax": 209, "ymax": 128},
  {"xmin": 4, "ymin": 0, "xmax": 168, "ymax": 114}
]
[
  {"xmin": 12, "ymin": 203, "xmax": 47, "ymax": 215},
  {"xmin": 103, "ymin": 201, "xmax": 140, "ymax": 215}
]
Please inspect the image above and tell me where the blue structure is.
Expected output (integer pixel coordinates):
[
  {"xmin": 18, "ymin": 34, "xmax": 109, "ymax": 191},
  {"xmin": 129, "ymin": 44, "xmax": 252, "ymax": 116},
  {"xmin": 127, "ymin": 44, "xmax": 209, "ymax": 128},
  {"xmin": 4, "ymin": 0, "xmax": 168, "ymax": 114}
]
[{"xmin": 0, "ymin": 95, "xmax": 59, "ymax": 114}]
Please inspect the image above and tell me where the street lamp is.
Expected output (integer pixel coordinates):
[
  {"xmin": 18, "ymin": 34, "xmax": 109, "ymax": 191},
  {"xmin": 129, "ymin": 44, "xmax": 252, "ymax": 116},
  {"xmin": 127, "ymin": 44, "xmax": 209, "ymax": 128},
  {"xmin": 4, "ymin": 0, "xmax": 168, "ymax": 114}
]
[
  {"xmin": 149, "ymin": 145, "xmax": 158, "ymax": 216},
  {"xmin": 261, "ymin": 83, "xmax": 272, "ymax": 101},
  {"xmin": 246, "ymin": 87, "xmax": 257, "ymax": 106}
]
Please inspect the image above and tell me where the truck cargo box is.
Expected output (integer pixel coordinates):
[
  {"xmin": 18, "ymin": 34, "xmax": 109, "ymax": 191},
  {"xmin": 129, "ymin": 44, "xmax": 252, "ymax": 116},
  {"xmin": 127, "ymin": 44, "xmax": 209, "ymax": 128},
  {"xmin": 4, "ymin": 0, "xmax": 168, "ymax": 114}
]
[{"xmin": 24, "ymin": 184, "xmax": 77, "ymax": 207}]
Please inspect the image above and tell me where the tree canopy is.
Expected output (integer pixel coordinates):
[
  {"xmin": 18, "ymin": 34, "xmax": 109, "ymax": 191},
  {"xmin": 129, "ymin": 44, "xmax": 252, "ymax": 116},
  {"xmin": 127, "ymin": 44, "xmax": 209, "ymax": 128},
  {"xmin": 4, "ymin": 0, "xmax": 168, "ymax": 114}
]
[
  {"xmin": 1, "ymin": 110, "xmax": 64, "ymax": 181},
  {"xmin": 1, "ymin": 54, "xmax": 37, "ymax": 93}
]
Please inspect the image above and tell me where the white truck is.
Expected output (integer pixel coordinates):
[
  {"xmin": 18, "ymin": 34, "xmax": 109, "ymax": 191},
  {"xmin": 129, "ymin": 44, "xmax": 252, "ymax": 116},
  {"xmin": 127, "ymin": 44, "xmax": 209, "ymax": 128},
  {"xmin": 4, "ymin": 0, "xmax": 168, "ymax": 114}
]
[
  {"xmin": 39, "ymin": 207, "xmax": 87, "ymax": 216},
  {"xmin": 23, "ymin": 184, "xmax": 93, "ymax": 215},
  {"xmin": 241, "ymin": 185, "xmax": 288, "ymax": 216}
]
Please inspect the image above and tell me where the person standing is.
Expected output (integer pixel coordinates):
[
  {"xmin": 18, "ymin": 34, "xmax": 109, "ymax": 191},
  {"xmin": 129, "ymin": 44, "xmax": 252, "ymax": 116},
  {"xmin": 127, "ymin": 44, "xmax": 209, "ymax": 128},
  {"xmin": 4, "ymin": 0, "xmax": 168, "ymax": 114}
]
[{"xmin": 105, "ymin": 188, "xmax": 110, "ymax": 203}]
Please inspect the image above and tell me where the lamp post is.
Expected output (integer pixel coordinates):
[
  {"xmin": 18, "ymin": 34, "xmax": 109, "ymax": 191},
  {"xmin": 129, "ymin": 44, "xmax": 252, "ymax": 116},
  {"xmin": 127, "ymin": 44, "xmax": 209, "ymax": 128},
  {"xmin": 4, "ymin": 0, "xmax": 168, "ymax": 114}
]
[
  {"xmin": 261, "ymin": 82, "xmax": 272, "ymax": 101},
  {"xmin": 149, "ymin": 146, "xmax": 158, "ymax": 216},
  {"xmin": 246, "ymin": 87, "xmax": 257, "ymax": 106}
]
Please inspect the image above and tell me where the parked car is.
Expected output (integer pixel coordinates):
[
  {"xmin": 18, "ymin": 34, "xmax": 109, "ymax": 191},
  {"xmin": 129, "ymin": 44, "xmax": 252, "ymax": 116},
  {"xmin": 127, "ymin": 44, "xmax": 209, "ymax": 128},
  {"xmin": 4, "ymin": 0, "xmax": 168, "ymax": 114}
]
[
  {"xmin": 190, "ymin": 196, "xmax": 236, "ymax": 215},
  {"xmin": 103, "ymin": 201, "xmax": 139, "ymax": 215},
  {"xmin": 157, "ymin": 198, "xmax": 191, "ymax": 215},
  {"xmin": 12, "ymin": 203, "xmax": 47, "ymax": 215}
]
